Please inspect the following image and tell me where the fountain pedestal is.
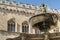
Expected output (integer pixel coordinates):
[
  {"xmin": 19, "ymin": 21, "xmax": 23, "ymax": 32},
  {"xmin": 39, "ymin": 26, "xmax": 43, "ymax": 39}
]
[{"xmin": 43, "ymin": 32, "xmax": 49, "ymax": 40}]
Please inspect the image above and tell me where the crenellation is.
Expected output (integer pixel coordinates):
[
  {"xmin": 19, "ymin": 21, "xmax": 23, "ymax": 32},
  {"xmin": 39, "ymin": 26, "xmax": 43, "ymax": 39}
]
[
  {"xmin": 18, "ymin": 3, "xmax": 24, "ymax": 8},
  {"xmin": 11, "ymin": 1, "xmax": 16, "ymax": 6},
  {"xmin": 30, "ymin": 5, "xmax": 37, "ymax": 9},
  {"xmin": 0, "ymin": 0, "xmax": 38, "ymax": 10},
  {"xmin": 0, "ymin": 0, "xmax": 46, "ymax": 11},
  {"xmin": 0, "ymin": 1, "xmax": 60, "ymax": 16},
  {"xmin": 24, "ymin": 4, "xmax": 30, "ymax": 8},
  {"xmin": 5, "ymin": 0, "xmax": 10, "ymax": 5},
  {"xmin": 36, "ymin": 6, "xmax": 40, "ymax": 10},
  {"xmin": 52, "ymin": 9, "xmax": 58, "ymax": 13}
]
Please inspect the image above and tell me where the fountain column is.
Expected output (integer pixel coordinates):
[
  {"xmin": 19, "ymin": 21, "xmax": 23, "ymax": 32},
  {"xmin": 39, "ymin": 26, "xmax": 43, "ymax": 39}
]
[{"xmin": 44, "ymin": 32, "xmax": 49, "ymax": 40}]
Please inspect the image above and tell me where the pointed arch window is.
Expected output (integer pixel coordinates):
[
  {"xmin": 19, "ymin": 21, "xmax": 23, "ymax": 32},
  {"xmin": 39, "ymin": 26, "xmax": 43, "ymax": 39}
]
[
  {"xmin": 22, "ymin": 21, "xmax": 29, "ymax": 33},
  {"xmin": 8, "ymin": 19, "xmax": 15, "ymax": 32}
]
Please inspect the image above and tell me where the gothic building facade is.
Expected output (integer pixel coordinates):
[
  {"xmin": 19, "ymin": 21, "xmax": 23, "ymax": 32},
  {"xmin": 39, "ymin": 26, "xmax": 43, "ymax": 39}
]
[{"xmin": 0, "ymin": 0, "xmax": 60, "ymax": 40}]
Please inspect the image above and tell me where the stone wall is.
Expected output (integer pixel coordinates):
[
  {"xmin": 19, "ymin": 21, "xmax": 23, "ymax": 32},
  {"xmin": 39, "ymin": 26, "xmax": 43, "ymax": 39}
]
[
  {"xmin": 0, "ymin": 31, "xmax": 20, "ymax": 40},
  {"xmin": 7, "ymin": 32, "xmax": 60, "ymax": 40}
]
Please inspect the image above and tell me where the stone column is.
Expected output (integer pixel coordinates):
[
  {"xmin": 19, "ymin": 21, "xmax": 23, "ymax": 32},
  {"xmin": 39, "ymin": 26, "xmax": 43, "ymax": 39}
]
[
  {"xmin": 15, "ymin": 22, "xmax": 17, "ymax": 32},
  {"xmin": 20, "ymin": 24, "xmax": 22, "ymax": 33},
  {"xmin": 29, "ymin": 23, "xmax": 32, "ymax": 33},
  {"xmin": 32, "ymin": 29, "xmax": 35, "ymax": 34}
]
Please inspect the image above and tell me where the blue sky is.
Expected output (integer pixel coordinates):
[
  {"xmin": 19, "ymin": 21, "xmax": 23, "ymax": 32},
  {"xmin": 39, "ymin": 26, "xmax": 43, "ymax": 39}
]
[{"xmin": 3, "ymin": 0, "xmax": 60, "ymax": 10}]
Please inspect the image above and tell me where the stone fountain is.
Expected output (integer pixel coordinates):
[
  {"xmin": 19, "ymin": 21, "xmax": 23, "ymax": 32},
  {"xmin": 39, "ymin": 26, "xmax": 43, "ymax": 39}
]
[
  {"xmin": 29, "ymin": 4, "xmax": 58, "ymax": 40},
  {"xmin": 29, "ymin": 13, "xmax": 58, "ymax": 40}
]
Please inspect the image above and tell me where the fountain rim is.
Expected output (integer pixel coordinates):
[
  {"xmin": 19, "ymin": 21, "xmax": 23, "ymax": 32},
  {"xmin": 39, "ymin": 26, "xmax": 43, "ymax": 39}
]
[{"xmin": 29, "ymin": 13, "xmax": 58, "ymax": 22}]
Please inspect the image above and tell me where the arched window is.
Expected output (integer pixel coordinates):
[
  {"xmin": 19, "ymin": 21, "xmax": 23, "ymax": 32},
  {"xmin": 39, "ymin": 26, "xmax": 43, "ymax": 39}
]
[
  {"xmin": 22, "ymin": 21, "xmax": 29, "ymax": 33},
  {"xmin": 8, "ymin": 19, "xmax": 15, "ymax": 32}
]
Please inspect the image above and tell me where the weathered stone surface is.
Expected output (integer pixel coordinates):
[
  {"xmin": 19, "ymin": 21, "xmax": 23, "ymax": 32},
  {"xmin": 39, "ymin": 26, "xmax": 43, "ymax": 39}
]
[{"xmin": 0, "ymin": 31, "xmax": 20, "ymax": 40}]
